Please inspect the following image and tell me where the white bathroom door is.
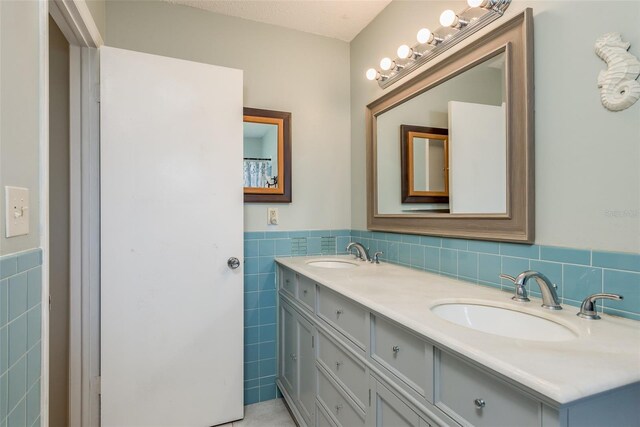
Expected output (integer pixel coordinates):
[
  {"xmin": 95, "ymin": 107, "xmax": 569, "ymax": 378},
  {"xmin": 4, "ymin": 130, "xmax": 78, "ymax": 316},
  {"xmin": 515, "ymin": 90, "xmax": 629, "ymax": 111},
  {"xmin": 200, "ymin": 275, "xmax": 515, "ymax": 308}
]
[{"xmin": 100, "ymin": 47, "xmax": 244, "ymax": 426}]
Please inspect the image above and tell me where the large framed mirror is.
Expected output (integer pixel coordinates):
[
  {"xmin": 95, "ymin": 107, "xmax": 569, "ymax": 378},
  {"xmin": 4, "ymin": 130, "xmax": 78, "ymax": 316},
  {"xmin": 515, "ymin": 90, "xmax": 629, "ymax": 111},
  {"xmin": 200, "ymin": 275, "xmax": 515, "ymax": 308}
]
[
  {"xmin": 367, "ymin": 9, "xmax": 534, "ymax": 242},
  {"xmin": 244, "ymin": 107, "xmax": 292, "ymax": 203}
]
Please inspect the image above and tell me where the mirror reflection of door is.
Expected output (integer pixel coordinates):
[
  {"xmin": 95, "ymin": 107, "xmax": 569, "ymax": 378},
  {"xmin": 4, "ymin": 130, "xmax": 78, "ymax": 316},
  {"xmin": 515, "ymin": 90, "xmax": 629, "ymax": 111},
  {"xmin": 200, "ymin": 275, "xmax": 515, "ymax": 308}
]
[{"xmin": 401, "ymin": 125, "xmax": 449, "ymax": 204}]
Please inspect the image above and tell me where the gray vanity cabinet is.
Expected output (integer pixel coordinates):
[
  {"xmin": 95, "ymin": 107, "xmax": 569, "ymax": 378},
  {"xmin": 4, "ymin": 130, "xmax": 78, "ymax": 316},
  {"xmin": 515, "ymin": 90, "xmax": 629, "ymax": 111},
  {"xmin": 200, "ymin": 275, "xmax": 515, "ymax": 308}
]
[
  {"xmin": 276, "ymin": 266, "xmax": 558, "ymax": 427},
  {"xmin": 277, "ymin": 265, "xmax": 629, "ymax": 427},
  {"xmin": 279, "ymin": 298, "xmax": 316, "ymax": 426}
]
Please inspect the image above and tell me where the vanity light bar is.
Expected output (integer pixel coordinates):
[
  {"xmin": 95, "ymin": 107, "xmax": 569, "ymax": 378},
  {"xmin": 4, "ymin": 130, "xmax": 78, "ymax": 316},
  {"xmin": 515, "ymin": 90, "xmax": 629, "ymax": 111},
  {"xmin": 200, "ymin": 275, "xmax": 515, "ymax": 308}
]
[{"xmin": 366, "ymin": 0, "xmax": 511, "ymax": 88}]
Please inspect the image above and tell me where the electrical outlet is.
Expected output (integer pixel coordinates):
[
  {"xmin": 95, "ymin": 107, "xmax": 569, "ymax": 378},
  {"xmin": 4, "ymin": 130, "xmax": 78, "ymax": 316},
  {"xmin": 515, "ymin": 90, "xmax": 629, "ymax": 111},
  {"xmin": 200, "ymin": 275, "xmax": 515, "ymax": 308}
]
[
  {"xmin": 5, "ymin": 186, "xmax": 29, "ymax": 237},
  {"xmin": 267, "ymin": 208, "xmax": 279, "ymax": 225}
]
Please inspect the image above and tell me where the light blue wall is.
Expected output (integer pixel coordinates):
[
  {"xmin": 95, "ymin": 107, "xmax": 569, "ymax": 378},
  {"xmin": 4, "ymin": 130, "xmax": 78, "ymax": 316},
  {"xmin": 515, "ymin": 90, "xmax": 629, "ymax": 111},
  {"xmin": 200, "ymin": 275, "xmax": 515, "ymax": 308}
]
[{"xmin": 0, "ymin": 249, "xmax": 42, "ymax": 426}]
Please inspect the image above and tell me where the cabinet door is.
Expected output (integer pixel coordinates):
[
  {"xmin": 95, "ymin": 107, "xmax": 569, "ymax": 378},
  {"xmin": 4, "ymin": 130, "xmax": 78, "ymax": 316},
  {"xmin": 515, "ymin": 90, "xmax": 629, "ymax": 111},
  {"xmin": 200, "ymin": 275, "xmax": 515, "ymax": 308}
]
[
  {"xmin": 297, "ymin": 314, "xmax": 316, "ymax": 425},
  {"xmin": 280, "ymin": 302, "xmax": 297, "ymax": 396},
  {"xmin": 371, "ymin": 378, "xmax": 421, "ymax": 427}
]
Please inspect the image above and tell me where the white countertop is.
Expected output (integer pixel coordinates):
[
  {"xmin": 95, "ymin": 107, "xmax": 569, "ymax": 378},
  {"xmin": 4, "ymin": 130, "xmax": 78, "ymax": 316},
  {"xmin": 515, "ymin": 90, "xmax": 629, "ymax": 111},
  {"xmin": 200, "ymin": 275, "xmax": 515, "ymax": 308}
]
[{"xmin": 275, "ymin": 255, "xmax": 640, "ymax": 405}]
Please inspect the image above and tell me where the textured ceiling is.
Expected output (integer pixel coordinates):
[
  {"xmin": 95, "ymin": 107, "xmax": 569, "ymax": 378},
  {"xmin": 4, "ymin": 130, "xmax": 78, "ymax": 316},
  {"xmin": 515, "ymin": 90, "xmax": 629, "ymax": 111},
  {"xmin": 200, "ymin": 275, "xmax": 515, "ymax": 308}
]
[{"xmin": 165, "ymin": 0, "xmax": 392, "ymax": 42}]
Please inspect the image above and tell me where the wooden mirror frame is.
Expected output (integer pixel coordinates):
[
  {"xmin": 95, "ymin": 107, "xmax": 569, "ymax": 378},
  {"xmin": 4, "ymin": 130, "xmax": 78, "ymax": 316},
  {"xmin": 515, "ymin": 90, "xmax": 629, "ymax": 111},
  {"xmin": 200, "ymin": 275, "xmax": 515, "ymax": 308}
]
[
  {"xmin": 401, "ymin": 125, "xmax": 449, "ymax": 204},
  {"xmin": 244, "ymin": 107, "xmax": 292, "ymax": 203},
  {"xmin": 367, "ymin": 9, "xmax": 534, "ymax": 243}
]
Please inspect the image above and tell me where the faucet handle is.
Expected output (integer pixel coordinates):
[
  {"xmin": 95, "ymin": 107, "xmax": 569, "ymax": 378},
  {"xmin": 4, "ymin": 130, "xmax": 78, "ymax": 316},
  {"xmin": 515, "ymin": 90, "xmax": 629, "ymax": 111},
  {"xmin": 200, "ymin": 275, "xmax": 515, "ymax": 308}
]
[
  {"xmin": 499, "ymin": 274, "xmax": 516, "ymax": 283},
  {"xmin": 372, "ymin": 251, "xmax": 384, "ymax": 264},
  {"xmin": 499, "ymin": 273, "xmax": 530, "ymax": 302},
  {"xmin": 577, "ymin": 293, "xmax": 624, "ymax": 320}
]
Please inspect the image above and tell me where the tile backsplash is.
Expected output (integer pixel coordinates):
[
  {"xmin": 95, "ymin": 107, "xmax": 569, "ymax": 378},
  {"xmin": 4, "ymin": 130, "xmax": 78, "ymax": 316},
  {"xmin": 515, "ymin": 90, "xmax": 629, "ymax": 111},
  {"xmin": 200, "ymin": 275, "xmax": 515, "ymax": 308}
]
[
  {"xmin": 0, "ymin": 249, "xmax": 42, "ymax": 427},
  {"xmin": 249, "ymin": 229, "xmax": 640, "ymax": 405},
  {"xmin": 351, "ymin": 230, "xmax": 640, "ymax": 321}
]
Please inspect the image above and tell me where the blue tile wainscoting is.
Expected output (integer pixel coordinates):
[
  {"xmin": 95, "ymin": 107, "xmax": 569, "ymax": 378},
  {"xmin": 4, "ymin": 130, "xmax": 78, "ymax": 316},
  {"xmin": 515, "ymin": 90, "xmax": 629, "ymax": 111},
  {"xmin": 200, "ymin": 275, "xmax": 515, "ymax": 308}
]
[
  {"xmin": 242, "ymin": 230, "xmax": 351, "ymax": 405},
  {"xmin": 0, "ymin": 249, "xmax": 43, "ymax": 427},
  {"xmin": 243, "ymin": 229, "xmax": 640, "ymax": 404}
]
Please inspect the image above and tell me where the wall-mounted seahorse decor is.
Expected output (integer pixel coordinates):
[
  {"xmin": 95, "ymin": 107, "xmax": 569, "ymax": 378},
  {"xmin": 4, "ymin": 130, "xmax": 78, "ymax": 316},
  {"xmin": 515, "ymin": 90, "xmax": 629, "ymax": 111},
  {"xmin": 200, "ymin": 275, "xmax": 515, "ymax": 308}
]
[{"xmin": 595, "ymin": 33, "xmax": 640, "ymax": 112}]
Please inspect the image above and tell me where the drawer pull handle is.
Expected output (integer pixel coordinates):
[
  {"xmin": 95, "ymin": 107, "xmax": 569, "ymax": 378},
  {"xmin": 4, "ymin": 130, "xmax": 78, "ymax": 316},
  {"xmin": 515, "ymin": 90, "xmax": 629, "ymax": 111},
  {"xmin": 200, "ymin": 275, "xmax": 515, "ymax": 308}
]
[
  {"xmin": 290, "ymin": 353, "xmax": 297, "ymax": 360},
  {"xmin": 474, "ymin": 398, "xmax": 486, "ymax": 409},
  {"xmin": 336, "ymin": 309, "xmax": 344, "ymax": 316},
  {"xmin": 336, "ymin": 361, "xmax": 342, "ymax": 369},
  {"xmin": 335, "ymin": 404, "xmax": 343, "ymax": 412},
  {"xmin": 303, "ymin": 289, "xmax": 308, "ymax": 295},
  {"xmin": 285, "ymin": 279, "xmax": 290, "ymax": 284},
  {"xmin": 392, "ymin": 345, "xmax": 400, "ymax": 353}
]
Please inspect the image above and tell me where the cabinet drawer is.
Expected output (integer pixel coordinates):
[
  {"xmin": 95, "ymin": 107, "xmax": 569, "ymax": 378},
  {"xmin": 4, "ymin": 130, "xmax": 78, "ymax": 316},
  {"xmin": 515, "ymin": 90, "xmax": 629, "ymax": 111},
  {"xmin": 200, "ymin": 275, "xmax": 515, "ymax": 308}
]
[
  {"xmin": 317, "ymin": 331, "xmax": 368, "ymax": 409},
  {"xmin": 317, "ymin": 367, "xmax": 366, "ymax": 427},
  {"xmin": 280, "ymin": 267, "xmax": 297, "ymax": 296},
  {"xmin": 297, "ymin": 275, "xmax": 316, "ymax": 312},
  {"xmin": 371, "ymin": 315, "xmax": 433, "ymax": 401},
  {"xmin": 436, "ymin": 351, "xmax": 540, "ymax": 427},
  {"xmin": 317, "ymin": 287, "xmax": 368, "ymax": 350}
]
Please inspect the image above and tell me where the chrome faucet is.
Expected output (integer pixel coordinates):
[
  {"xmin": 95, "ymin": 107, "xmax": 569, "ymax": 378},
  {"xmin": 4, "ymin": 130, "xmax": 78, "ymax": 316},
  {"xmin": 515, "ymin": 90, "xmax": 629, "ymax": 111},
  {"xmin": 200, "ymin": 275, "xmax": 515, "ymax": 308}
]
[
  {"xmin": 500, "ymin": 270, "xmax": 562, "ymax": 310},
  {"xmin": 346, "ymin": 242, "xmax": 371, "ymax": 262},
  {"xmin": 577, "ymin": 293, "xmax": 623, "ymax": 320}
]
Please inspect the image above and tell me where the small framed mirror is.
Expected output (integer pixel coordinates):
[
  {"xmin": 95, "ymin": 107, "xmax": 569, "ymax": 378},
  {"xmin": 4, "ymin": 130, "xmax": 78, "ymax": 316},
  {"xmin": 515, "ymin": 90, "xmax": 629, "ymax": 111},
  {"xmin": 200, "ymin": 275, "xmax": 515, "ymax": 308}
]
[
  {"xmin": 401, "ymin": 125, "xmax": 449, "ymax": 205},
  {"xmin": 243, "ymin": 107, "xmax": 291, "ymax": 203}
]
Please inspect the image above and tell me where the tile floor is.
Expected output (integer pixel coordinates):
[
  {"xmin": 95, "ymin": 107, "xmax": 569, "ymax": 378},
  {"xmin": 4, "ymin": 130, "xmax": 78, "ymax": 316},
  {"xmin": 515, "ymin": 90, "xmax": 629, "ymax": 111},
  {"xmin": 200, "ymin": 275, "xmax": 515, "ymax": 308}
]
[{"xmin": 219, "ymin": 399, "xmax": 296, "ymax": 427}]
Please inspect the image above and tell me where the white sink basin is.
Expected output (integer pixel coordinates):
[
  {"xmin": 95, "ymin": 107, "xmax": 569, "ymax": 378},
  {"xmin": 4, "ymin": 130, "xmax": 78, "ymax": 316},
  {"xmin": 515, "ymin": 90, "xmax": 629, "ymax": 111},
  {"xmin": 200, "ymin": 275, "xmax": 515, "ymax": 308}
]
[
  {"xmin": 432, "ymin": 303, "xmax": 577, "ymax": 342},
  {"xmin": 306, "ymin": 260, "xmax": 359, "ymax": 269}
]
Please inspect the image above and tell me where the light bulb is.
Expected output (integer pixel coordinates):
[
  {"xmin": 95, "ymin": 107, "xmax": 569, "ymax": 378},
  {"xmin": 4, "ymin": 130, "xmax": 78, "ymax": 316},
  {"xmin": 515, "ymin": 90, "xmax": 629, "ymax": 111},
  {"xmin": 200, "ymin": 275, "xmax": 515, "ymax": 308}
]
[
  {"xmin": 440, "ymin": 9, "xmax": 458, "ymax": 27},
  {"xmin": 467, "ymin": 0, "xmax": 487, "ymax": 7},
  {"xmin": 380, "ymin": 57, "xmax": 394, "ymax": 71},
  {"xmin": 397, "ymin": 44, "xmax": 413, "ymax": 59},
  {"xmin": 416, "ymin": 28, "xmax": 433, "ymax": 44},
  {"xmin": 366, "ymin": 68, "xmax": 379, "ymax": 81}
]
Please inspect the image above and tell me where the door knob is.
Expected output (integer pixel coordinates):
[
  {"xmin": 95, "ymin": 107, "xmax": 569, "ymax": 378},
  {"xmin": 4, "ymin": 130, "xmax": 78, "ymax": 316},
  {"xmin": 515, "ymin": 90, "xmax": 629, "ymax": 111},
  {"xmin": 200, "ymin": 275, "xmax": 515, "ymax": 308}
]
[{"xmin": 227, "ymin": 257, "xmax": 240, "ymax": 269}]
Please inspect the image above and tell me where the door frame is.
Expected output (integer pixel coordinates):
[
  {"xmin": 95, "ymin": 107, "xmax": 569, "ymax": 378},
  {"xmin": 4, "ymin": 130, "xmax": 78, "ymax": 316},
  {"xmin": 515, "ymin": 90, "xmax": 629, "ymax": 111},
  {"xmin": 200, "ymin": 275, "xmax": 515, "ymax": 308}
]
[{"xmin": 44, "ymin": 1, "xmax": 102, "ymax": 426}]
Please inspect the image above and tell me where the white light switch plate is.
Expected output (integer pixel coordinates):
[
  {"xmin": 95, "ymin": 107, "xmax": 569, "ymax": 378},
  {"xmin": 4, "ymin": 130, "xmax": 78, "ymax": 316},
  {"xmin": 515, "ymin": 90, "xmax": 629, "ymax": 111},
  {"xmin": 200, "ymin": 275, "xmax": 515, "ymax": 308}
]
[
  {"xmin": 5, "ymin": 186, "xmax": 29, "ymax": 237},
  {"xmin": 267, "ymin": 208, "xmax": 279, "ymax": 225}
]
